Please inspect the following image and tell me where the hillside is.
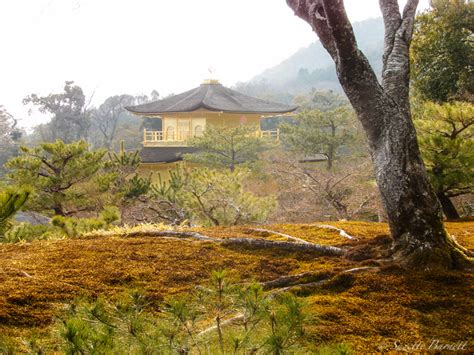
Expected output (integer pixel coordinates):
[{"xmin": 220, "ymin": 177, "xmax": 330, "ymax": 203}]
[
  {"xmin": 1, "ymin": 221, "xmax": 473, "ymax": 352},
  {"xmin": 236, "ymin": 18, "xmax": 384, "ymax": 101}
]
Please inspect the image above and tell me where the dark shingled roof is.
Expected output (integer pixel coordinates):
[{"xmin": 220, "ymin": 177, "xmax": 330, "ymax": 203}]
[
  {"xmin": 126, "ymin": 82, "xmax": 297, "ymax": 115},
  {"xmin": 140, "ymin": 147, "xmax": 198, "ymax": 164}
]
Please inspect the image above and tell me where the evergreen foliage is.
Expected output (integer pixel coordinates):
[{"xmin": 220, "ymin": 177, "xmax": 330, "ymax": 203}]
[
  {"xmin": 0, "ymin": 187, "xmax": 30, "ymax": 236},
  {"xmin": 5, "ymin": 140, "xmax": 106, "ymax": 216},
  {"xmin": 3, "ymin": 223, "xmax": 52, "ymax": 244},
  {"xmin": 411, "ymin": 0, "xmax": 474, "ymax": 102},
  {"xmin": 152, "ymin": 166, "xmax": 276, "ymax": 226},
  {"xmin": 108, "ymin": 141, "xmax": 141, "ymax": 174},
  {"xmin": 184, "ymin": 125, "xmax": 272, "ymax": 172},
  {"xmin": 123, "ymin": 174, "xmax": 152, "ymax": 199},
  {"xmin": 55, "ymin": 271, "xmax": 309, "ymax": 354},
  {"xmin": 1, "ymin": 206, "xmax": 120, "ymax": 243},
  {"xmin": 414, "ymin": 101, "xmax": 474, "ymax": 218},
  {"xmin": 106, "ymin": 141, "xmax": 151, "ymax": 200},
  {"xmin": 180, "ymin": 168, "xmax": 276, "ymax": 226},
  {"xmin": 280, "ymin": 106, "xmax": 358, "ymax": 170},
  {"xmin": 151, "ymin": 164, "xmax": 188, "ymax": 205},
  {"xmin": 51, "ymin": 206, "xmax": 121, "ymax": 238},
  {"xmin": 293, "ymin": 90, "xmax": 349, "ymax": 112},
  {"xmin": 148, "ymin": 164, "xmax": 189, "ymax": 225}
]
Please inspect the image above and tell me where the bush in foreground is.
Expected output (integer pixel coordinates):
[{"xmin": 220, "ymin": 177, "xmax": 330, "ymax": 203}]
[{"xmin": 55, "ymin": 270, "xmax": 306, "ymax": 354}]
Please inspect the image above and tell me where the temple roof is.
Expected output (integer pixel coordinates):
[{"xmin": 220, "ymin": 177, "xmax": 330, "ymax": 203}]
[{"xmin": 126, "ymin": 81, "xmax": 297, "ymax": 115}]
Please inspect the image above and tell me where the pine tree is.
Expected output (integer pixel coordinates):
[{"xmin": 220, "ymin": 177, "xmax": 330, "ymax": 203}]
[
  {"xmin": 184, "ymin": 125, "xmax": 271, "ymax": 172},
  {"xmin": 414, "ymin": 101, "xmax": 474, "ymax": 219},
  {"xmin": 411, "ymin": 0, "xmax": 473, "ymax": 102},
  {"xmin": 0, "ymin": 188, "xmax": 30, "ymax": 236},
  {"xmin": 280, "ymin": 106, "xmax": 358, "ymax": 170},
  {"xmin": 6, "ymin": 140, "xmax": 105, "ymax": 216}
]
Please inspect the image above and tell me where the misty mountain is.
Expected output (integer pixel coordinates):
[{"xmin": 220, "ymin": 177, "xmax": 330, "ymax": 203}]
[{"xmin": 235, "ymin": 18, "xmax": 384, "ymax": 102}]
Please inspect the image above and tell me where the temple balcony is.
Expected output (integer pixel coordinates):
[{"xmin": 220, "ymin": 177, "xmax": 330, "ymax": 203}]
[{"xmin": 142, "ymin": 128, "xmax": 280, "ymax": 147}]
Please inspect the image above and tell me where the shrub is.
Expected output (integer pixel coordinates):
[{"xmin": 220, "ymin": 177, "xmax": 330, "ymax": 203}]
[
  {"xmin": 55, "ymin": 270, "xmax": 308, "ymax": 354},
  {"xmin": 151, "ymin": 165, "xmax": 277, "ymax": 226},
  {"xmin": 3, "ymin": 223, "xmax": 53, "ymax": 243},
  {"xmin": 51, "ymin": 206, "xmax": 121, "ymax": 238},
  {"xmin": 123, "ymin": 174, "xmax": 152, "ymax": 199},
  {"xmin": 184, "ymin": 125, "xmax": 272, "ymax": 172},
  {"xmin": 0, "ymin": 187, "xmax": 30, "ymax": 237},
  {"xmin": 5, "ymin": 140, "xmax": 105, "ymax": 216}
]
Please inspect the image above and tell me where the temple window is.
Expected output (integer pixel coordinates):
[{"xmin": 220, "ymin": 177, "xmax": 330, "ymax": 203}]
[{"xmin": 194, "ymin": 125, "xmax": 204, "ymax": 137}]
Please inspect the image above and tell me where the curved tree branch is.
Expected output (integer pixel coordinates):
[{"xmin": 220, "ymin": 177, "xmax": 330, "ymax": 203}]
[
  {"xmin": 320, "ymin": 0, "xmax": 359, "ymax": 62},
  {"xmin": 401, "ymin": 0, "xmax": 420, "ymax": 43},
  {"xmin": 286, "ymin": 0, "xmax": 338, "ymax": 59},
  {"xmin": 379, "ymin": 0, "xmax": 402, "ymax": 72},
  {"xmin": 380, "ymin": 0, "xmax": 419, "ymax": 107}
]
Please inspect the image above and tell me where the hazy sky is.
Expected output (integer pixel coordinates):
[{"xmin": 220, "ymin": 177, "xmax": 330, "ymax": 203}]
[{"xmin": 0, "ymin": 0, "xmax": 429, "ymax": 128}]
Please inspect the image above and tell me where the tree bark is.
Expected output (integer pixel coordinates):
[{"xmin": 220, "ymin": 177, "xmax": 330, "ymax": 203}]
[
  {"xmin": 286, "ymin": 0, "xmax": 471, "ymax": 269},
  {"xmin": 53, "ymin": 205, "xmax": 65, "ymax": 217},
  {"xmin": 437, "ymin": 192, "xmax": 461, "ymax": 220}
]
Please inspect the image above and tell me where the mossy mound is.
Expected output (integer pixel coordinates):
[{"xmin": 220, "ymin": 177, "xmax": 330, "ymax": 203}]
[{"xmin": 0, "ymin": 221, "xmax": 473, "ymax": 352}]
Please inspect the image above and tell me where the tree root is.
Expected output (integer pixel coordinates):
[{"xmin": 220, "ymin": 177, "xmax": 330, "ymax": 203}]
[
  {"xmin": 270, "ymin": 280, "xmax": 330, "ymax": 294},
  {"xmin": 247, "ymin": 228, "xmax": 311, "ymax": 244},
  {"xmin": 122, "ymin": 230, "xmax": 218, "ymax": 242},
  {"xmin": 122, "ymin": 230, "xmax": 345, "ymax": 256},
  {"xmin": 259, "ymin": 271, "xmax": 333, "ymax": 290},
  {"xmin": 197, "ymin": 314, "xmax": 244, "ymax": 337},
  {"xmin": 4, "ymin": 268, "xmax": 33, "ymax": 278},
  {"xmin": 308, "ymin": 224, "xmax": 357, "ymax": 240},
  {"xmin": 254, "ymin": 267, "xmax": 378, "ymax": 293},
  {"xmin": 342, "ymin": 266, "xmax": 380, "ymax": 274},
  {"xmin": 198, "ymin": 266, "xmax": 380, "ymax": 337},
  {"xmin": 263, "ymin": 266, "xmax": 380, "ymax": 294},
  {"xmin": 390, "ymin": 230, "xmax": 474, "ymax": 271},
  {"xmin": 221, "ymin": 238, "xmax": 345, "ymax": 256}
]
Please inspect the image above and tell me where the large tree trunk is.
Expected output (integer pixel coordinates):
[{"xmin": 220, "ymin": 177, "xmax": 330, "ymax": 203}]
[
  {"xmin": 362, "ymin": 99, "xmax": 467, "ymax": 268},
  {"xmin": 437, "ymin": 192, "xmax": 461, "ymax": 220},
  {"xmin": 286, "ymin": 0, "xmax": 472, "ymax": 269}
]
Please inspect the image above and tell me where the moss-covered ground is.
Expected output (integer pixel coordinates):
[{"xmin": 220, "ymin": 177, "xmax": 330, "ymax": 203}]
[{"xmin": 0, "ymin": 221, "xmax": 473, "ymax": 352}]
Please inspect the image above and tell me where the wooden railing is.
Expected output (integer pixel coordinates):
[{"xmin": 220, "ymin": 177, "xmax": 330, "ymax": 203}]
[
  {"xmin": 143, "ymin": 128, "xmax": 280, "ymax": 147},
  {"xmin": 258, "ymin": 129, "xmax": 280, "ymax": 140}
]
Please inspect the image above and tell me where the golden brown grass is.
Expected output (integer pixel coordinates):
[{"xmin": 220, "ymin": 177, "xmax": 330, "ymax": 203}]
[{"xmin": 0, "ymin": 221, "xmax": 473, "ymax": 352}]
